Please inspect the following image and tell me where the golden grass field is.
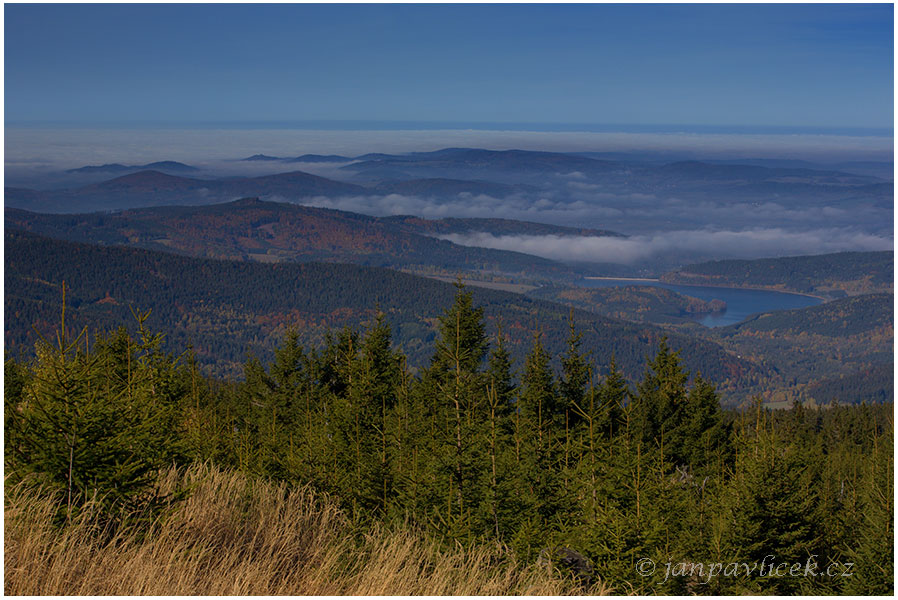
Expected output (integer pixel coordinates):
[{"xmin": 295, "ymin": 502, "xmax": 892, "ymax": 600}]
[{"xmin": 5, "ymin": 463, "xmax": 611, "ymax": 595}]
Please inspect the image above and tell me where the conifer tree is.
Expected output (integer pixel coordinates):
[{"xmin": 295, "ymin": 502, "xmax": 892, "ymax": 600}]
[
  {"xmin": 483, "ymin": 326, "xmax": 519, "ymax": 537},
  {"xmin": 632, "ymin": 338, "xmax": 689, "ymax": 459},
  {"xmin": 351, "ymin": 312, "xmax": 403, "ymax": 514},
  {"xmin": 597, "ymin": 355, "xmax": 627, "ymax": 439},
  {"xmin": 517, "ymin": 331, "xmax": 569, "ymax": 526},
  {"xmin": 842, "ymin": 420, "xmax": 893, "ymax": 595},
  {"xmin": 672, "ymin": 374, "xmax": 732, "ymax": 471},
  {"xmin": 5, "ymin": 356, "xmax": 28, "ymax": 468},
  {"xmin": 180, "ymin": 347, "xmax": 232, "ymax": 465},
  {"xmin": 485, "ymin": 323, "xmax": 515, "ymax": 417},
  {"xmin": 413, "ymin": 283, "xmax": 491, "ymax": 540},
  {"xmin": 6, "ymin": 299, "xmax": 182, "ymax": 520},
  {"xmin": 725, "ymin": 426, "xmax": 822, "ymax": 594},
  {"xmin": 560, "ymin": 312, "xmax": 589, "ymax": 430},
  {"xmin": 237, "ymin": 329, "xmax": 313, "ymax": 479},
  {"xmin": 319, "ymin": 326, "xmax": 359, "ymax": 399},
  {"xmin": 570, "ymin": 356, "xmax": 628, "ymax": 523}
]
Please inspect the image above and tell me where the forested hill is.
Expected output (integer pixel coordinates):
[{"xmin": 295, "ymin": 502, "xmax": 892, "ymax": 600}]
[
  {"xmin": 707, "ymin": 293, "xmax": 893, "ymax": 405},
  {"xmin": 661, "ymin": 251, "xmax": 893, "ymax": 298},
  {"xmin": 5, "ymin": 200, "xmax": 592, "ymax": 283},
  {"xmin": 4, "ymin": 169, "xmax": 369, "ymax": 213},
  {"xmin": 724, "ymin": 293, "xmax": 893, "ymax": 337},
  {"xmin": 381, "ymin": 215, "xmax": 623, "ymax": 238},
  {"xmin": 5, "ymin": 230, "xmax": 763, "ymax": 396},
  {"xmin": 525, "ymin": 284, "xmax": 727, "ymax": 325}
]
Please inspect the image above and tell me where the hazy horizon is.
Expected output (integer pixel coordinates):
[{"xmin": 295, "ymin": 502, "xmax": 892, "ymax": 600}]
[{"xmin": 6, "ymin": 126, "xmax": 893, "ymax": 171}]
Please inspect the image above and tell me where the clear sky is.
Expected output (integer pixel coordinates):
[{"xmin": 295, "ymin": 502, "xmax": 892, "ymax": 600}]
[{"xmin": 4, "ymin": 3, "xmax": 894, "ymax": 131}]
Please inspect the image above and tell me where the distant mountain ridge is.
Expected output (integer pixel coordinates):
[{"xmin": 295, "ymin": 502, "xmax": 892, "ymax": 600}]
[
  {"xmin": 340, "ymin": 148, "xmax": 623, "ymax": 182},
  {"xmin": 11, "ymin": 147, "xmax": 889, "ymax": 216},
  {"xmin": 66, "ymin": 161, "xmax": 199, "ymax": 174},
  {"xmin": 5, "ymin": 169, "xmax": 369, "ymax": 213},
  {"xmin": 241, "ymin": 154, "xmax": 353, "ymax": 163},
  {"xmin": 333, "ymin": 148, "xmax": 890, "ymax": 207},
  {"xmin": 7, "ymin": 165, "xmax": 559, "ymax": 213}
]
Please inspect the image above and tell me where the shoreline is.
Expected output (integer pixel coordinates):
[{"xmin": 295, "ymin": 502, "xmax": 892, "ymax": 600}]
[
  {"xmin": 584, "ymin": 276, "xmax": 828, "ymax": 301},
  {"xmin": 426, "ymin": 275, "xmax": 538, "ymax": 294},
  {"xmin": 656, "ymin": 279, "xmax": 829, "ymax": 300},
  {"xmin": 583, "ymin": 276, "xmax": 660, "ymax": 282}
]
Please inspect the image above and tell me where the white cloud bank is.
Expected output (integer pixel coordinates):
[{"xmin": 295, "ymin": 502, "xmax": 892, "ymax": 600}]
[
  {"xmin": 295, "ymin": 193, "xmax": 624, "ymax": 222},
  {"xmin": 439, "ymin": 229, "xmax": 893, "ymax": 265}
]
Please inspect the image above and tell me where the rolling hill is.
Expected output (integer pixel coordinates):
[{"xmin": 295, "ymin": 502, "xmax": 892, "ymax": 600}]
[
  {"xmin": 525, "ymin": 284, "xmax": 726, "ymax": 325},
  {"xmin": 4, "ymin": 169, "xmax": 369, "ymax": 213},
  {"xmin": 5, "ymin": 199, "xmax": 621, "ymax": 282},
  {"xmin": 340, "ymin": 148, "xmax": 623, "ymax": 182},
  {"xmin": 381, "ymin": 215, "xmax": 624, "ymax": 238},
  {"xmin": 335, "ymin": 149, "xmax": 890, "ymax": 208},
  {"xmin": 703, "ymin": 293, "xmax": 893, "ymax": 404},
  {"xmin": 661, "ymin": 251, "xmax": 893, "ymax": 298},
  {"xmin": 9, "ymin": 148, "xmax": 889, "ymax": 221},
  {"xmin": 65, "ymin": 161, "xmax": 200, "ymax": 175},
  {"xmin": 240, "ymin": 154, "xmax": 353, "ymax": 163}
]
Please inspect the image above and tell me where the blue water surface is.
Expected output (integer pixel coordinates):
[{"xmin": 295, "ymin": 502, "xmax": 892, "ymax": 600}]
[{"xmin": 579, "ymin": 278, "xmax": 823, "ymax": 327}]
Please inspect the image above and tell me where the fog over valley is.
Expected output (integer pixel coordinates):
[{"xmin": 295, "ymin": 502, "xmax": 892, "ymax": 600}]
[{"xmin": 439, "ymin": 228, "xmax": 893, "ymax": 269}]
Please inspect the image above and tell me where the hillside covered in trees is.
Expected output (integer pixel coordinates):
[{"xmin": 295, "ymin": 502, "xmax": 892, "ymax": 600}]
[
  {"xmin": 5, "ymin": 285, "xmax": 893, "ymax": 594},
  {"xmin": 5, "ymin": 230, "xmax": 762, "ymax": 395},
  {"xmin": 661, "ymin": 251, "xmax": 893, "ymax": 298},
  {"xmin": 705, "ymin": 294, "xmax": 893, "ymax": 406},
  {"xmin": 527, "ymin": 284, "xmax": 727, "ymax": 325},
  {"xmin": 5, "ymin": 200, "xmax": 620, "ymax": 283}
]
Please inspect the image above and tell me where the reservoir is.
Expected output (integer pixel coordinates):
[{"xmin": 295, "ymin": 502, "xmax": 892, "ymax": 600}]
[{"xmin": 580, "ymin": 278, "xmax": 823, "ymax": 327}]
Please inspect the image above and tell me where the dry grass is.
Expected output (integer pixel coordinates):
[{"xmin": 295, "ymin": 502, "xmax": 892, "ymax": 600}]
[{"xmin": 5, "ymin": 464, "xmax": 612, "ymax": 595}]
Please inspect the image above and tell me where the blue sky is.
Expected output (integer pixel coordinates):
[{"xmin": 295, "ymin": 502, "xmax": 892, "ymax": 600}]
[{"xmin": 4, "ymin": 3, "xmax": 894, "ymax": 131}]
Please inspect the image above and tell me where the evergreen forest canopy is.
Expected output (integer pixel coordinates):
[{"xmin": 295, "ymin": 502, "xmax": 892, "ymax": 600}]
[{"xmin": 5, "ymin": 284, "xmax": 893, "ymax": 594}]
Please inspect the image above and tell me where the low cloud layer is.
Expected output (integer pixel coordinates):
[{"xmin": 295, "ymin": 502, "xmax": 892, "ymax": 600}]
[
  {"xmin": 295, "ymin": 193, "xmax": 625, "ymax": 223},
  {"xmin": 439, "ymin": 229, "xmax": 893, "ymax": 265},
  {"xmin": 292, "ymin": 190, "xmax": 891, "ymax": 239}
]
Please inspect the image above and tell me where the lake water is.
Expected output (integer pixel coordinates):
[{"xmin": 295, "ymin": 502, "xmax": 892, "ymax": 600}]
[{"xmin": 580, "ymin": 278, "xmax": 823, "ymax": 327}]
